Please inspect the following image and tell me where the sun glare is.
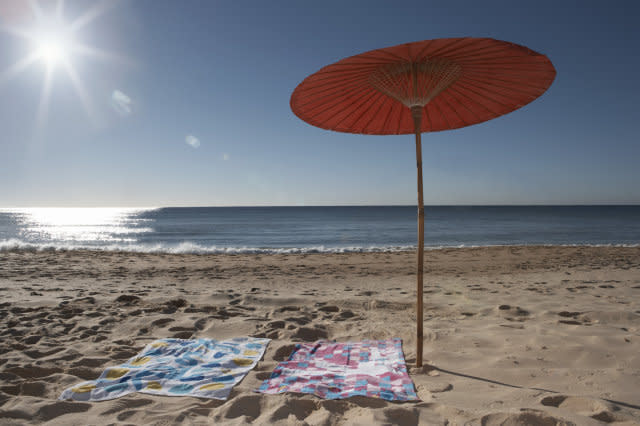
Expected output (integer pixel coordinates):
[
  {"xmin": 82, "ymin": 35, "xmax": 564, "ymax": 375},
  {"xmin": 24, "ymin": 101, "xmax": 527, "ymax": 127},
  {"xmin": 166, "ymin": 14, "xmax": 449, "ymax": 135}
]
[
  {"xmin": 0, "ymin": 0, "xmax": 120, "ymax": 128},
  {"xmin": 36, "ymin": 37, "xmax": 68, "ymax": 67}
]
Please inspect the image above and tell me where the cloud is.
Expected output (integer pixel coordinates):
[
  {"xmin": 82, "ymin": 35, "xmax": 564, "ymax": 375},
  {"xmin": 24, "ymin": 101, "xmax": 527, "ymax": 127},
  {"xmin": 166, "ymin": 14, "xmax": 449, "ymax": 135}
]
[
  {"xmin": 185, "ymin": 134, "xmax": 200, "ymax": 148},
  {"xmin": 223, "ymin": 153, "xmax": 229, "ymax": 161},
  {"xmin": 110, "ymin": 90, "xmax": 133, "ymax": 116}
]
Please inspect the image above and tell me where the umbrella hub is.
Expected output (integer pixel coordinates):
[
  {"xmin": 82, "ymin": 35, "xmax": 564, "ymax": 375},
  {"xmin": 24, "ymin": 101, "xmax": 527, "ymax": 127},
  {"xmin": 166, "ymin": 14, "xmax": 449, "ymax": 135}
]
[{"xmin": 368, "ymin": 59, "xmax": 462, "ymax": 109}]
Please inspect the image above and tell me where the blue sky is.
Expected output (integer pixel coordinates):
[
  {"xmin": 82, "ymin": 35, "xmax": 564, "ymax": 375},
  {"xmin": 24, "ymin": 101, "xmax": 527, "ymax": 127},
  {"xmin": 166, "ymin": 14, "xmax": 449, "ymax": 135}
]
[{"xmin": 0, "ymin": 0, "xmax": 638, "ymax": 207}]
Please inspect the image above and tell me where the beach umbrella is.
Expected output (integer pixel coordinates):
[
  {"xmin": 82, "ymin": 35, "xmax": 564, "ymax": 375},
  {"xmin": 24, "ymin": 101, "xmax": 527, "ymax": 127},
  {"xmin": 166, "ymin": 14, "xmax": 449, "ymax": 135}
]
[{"xmin": 290, "ymin": 38, "xmax": 555, "ymax": 367}]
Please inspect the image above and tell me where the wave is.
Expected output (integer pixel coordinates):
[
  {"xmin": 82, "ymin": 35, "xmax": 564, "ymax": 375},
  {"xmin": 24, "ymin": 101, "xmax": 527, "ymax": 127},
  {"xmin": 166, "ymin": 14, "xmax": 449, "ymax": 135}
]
[
  {"xmin": 0, "ymin": 239, "xmax": 417, "ymax": 254},
  {"xmin": 0, "ymin": 239, "xmax": 637, "ymax": 254}
]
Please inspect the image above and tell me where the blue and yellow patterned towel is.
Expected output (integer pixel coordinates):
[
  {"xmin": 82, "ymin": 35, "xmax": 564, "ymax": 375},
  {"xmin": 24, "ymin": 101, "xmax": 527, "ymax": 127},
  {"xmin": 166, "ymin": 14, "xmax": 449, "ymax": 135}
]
[{"xmin": 60, "ymin": 337, "xmax": 270, "ymax": 401}]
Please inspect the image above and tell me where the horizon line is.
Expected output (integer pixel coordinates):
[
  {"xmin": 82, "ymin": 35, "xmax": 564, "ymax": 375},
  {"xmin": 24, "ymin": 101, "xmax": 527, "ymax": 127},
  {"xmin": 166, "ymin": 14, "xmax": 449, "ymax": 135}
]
[{"xmin": 1, "ymin": 203, "xmax": 639, "ymax": 209}]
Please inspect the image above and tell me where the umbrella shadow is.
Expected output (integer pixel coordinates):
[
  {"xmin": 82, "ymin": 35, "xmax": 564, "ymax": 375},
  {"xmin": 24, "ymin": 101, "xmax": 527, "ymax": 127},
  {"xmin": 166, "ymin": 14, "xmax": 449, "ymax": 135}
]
[{"xmin": 432, "ymin": 366, "xmax": 640, "ymax": 412}]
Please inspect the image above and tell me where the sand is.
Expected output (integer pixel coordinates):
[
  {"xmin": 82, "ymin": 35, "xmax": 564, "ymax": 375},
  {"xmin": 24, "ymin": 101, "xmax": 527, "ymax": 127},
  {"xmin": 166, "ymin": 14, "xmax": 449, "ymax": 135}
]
[{"xmin": 0, "ymin": 246, "xmax": 639, "ymax": 425}]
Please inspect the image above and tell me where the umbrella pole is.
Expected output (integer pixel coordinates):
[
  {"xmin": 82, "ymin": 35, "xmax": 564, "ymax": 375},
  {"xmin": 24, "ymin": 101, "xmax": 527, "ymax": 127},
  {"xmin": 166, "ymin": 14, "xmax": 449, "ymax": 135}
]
[{"xmin": 412, "ymin": 106, "xmax": 424, "ymax": 368}]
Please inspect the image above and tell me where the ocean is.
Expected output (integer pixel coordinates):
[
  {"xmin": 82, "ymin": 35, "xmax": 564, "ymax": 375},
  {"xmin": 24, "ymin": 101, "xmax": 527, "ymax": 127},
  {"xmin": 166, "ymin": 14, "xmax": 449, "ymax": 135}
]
[{"xmin": 0, "ymin": 206, "xmax": 638, "ymax": 254}]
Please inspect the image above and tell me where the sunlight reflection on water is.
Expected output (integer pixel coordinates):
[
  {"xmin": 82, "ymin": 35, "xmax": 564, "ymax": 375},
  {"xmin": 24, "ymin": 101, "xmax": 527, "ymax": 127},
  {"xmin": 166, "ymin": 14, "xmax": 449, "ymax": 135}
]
[{"xmin": 4, "ymin": 207, "xmax": 153, "ymax": 242}]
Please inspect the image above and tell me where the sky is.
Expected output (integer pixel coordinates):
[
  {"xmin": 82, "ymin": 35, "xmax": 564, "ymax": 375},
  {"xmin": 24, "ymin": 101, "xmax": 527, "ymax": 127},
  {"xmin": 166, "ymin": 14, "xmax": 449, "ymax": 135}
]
[{"xmin": 0, "ymin": 0, "xmax": 638, "ymax": 207}]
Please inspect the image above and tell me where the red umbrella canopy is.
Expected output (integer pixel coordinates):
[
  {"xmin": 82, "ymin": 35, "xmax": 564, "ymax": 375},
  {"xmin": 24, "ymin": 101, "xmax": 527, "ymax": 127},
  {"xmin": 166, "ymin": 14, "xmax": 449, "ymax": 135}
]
[{"xmin": 290, "ymin": 38, "xmax": 556, "ymax": 135}]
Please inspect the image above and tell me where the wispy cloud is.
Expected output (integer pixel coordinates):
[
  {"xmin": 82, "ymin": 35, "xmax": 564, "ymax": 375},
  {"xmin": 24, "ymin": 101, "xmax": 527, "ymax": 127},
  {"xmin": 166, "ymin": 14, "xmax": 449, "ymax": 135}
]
[
  {"xmin": 185, "ymin": 134, "xmax": 200, "ymax": 148},
  {"xmin": 110, "ymin": 89, "xmax": 132, "ymax": 116},
  {"xmin": 223, "ymin": 153, "xmax": 229, "ymax": 161}
]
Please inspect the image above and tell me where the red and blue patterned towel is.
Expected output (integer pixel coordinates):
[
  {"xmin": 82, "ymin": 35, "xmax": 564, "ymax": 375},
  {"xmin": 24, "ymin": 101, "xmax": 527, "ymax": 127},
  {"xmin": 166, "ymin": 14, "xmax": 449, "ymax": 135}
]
[{"xmin": 257, "ymin": 338, "xmax": 418, "ymax": 401}]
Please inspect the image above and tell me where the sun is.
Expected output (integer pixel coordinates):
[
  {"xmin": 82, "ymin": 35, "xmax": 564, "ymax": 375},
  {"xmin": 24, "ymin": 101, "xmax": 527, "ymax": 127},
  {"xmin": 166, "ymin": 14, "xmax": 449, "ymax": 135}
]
[
  {"xmin": 0, "ymin": 0, "xmax": 121, "ymax": 127},
  {"xmin": 36, "ymin": 35, "xmax": 69, "ymax": 68}
]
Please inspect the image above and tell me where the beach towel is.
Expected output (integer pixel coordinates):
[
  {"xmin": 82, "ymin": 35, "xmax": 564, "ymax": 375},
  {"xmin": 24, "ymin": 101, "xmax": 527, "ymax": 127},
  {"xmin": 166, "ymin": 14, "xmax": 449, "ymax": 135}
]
[
  {"xmin": 60, "ymin": 337, "xmax": 270, "ymax": 401},
  {"xmin": 257, "ymin": 338, "xmax": 418, "ymax": 401}
]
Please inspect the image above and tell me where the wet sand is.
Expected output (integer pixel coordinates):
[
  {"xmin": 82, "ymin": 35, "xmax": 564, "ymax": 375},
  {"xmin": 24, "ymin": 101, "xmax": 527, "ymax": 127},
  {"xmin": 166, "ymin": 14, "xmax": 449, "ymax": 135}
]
[{"xmin": 1, "ymin": 246, "xmax": 639, "ymax": 425}]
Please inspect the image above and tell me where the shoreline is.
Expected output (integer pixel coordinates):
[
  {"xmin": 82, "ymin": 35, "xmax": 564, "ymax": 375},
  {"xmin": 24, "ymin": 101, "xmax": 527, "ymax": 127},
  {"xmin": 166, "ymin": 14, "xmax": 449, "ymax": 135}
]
[
  {"xmin": 1, "ymin": 242, "xmax": 639, "ymax": 256},
  {"xmin": 1, "ymin": 246, "xmax": 639, "ymax": 424}
]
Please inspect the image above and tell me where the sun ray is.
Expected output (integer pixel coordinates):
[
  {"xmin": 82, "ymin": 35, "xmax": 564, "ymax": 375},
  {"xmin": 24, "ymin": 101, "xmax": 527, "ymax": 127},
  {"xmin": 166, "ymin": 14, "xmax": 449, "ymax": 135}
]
[
  {"xmin": 1, "ymin": 0, "xmax": 123, "ymax": 128},
  {"xmin": 61, "ymin": 58, "xmax": 98, "ymax": 124},
  {"xmin": 0, "ymin": 24, "xmax": 36, "ymax": 41},
  {"xmin": 0, "ymin": 52, "xmax": 40, "ymax": 86},
  {"xmin": 35, "ymin": 65, "xmax": 54, "ymax": 130},
  {"xmin": 69, "ymin": 0, "xmax": 118, "ymax": 33},
  {"xmin": 71, "ymin": 42, "xmax": 137, "ymax": 68}
]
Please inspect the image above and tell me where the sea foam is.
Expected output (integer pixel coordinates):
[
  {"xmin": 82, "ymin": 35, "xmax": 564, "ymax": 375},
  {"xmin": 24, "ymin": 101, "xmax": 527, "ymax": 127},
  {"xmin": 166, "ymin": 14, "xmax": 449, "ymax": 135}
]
[
  {"xmin": 0, "ymin": 238, "xmax": 417, "ymax": 254},
  {"xmin": 1, "ymin": 238, "xmax": 637, "ymax": 254}
]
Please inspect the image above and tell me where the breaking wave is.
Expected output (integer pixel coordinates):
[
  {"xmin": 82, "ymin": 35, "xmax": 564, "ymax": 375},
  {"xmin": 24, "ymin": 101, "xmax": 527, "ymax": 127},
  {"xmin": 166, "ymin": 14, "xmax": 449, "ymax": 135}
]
[
  {"xmin": 1, "ymin": 239, "xmax": 637, "ymax": 254},
  {"xmin": 0, "ymin": 239, "xmax": 418, "ymax": 254}
]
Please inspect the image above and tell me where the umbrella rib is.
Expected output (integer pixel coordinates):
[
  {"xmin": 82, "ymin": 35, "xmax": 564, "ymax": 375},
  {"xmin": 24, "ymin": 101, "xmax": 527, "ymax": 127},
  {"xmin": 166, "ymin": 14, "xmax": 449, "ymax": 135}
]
[
  {"xmin": 312, "ymin": 66, "xmax": 376, "ymax": 79},
  {"xmin": 380, "ymin": 97, "xmax": 399, "ymax": 132},
  {"xmin": 436, "ymin": 91, "xmax": 470, "ymax": 127},
  {"xmin": 308, "ymin": 73, "xmax": 371, "ymax": 86},
  {"xmin": 303, "ymin": 82, "xmax": 379, "ymax": 123},
  {"xmin": 294, "ymin": 78, "xmax": 372, "ymax": 110},
  {"xmin": 324, "ymin": 59, "xmax": 402, "ymax": 68},
  {"xmin": 422, "ymin": 37, "xmax": 480, "ymax": 60},
  {"xmin": 447, "ymin": 43, "xmax": 524, "ymax": 61},
  {"xmin": 442, "ymin": 86, "xmax": 485, "ymax": 123},
  {"xmin": 463, "ymin": 73, "xmax": 556, "ymax": 92},
  {"xmin": 423, "ymin": 105, "xmax": 431, "ymax": 132},
  {"xmin": 412, "ymin": 39, "xmax": 435, "ymax": 62},
  {"xmin": 322, "ymin": 88, "xmax": 381, "ymax": 130},
  {"xmin": 334, "ymin": 90, "xmax": 388, "ymax": 132},
  {"xmin": 361, "ymin": 92, "xmax": 394, "ymax": 134},
  {"xmin": 395, "ymin": 107, "xmax": 405, "ymax": 134},
  {"xmin": 450, "ymin": 83, "xmax": 505, "ymax": 116},
  {"xmin": 462, "ymin": 75, "xmax": 550, "ymax": 96},
  {"xmin": 463, "ymin": 68, "xmax": 555, "ymax": 83},
  {"xmin": 460, "ymin": 58, "xmax": 554, "ymax": 67},
  {"xmin": 296, "ymin": 78, "xmax": 369, "ymax": 104},
  {"xmin": 455, "ymin": 80, "xmax": 529, "ymax": 110},
  {"xmin": 463, "ymin": 69, "xmax": 556, "ymax": 83},
  {"xmin": 457, "ymin": 55, "xmax": 549, "ymax": 64},
  {"xmin": 369, "ymin": 48, "xmax": 411, "ymax": 63},
  {"xmin": 430, "ymin": 98, "xmax": 452, "ymax": 130},
  {"xmin": 444, "ymin": 40, "xmax": 548, "ymax": 61}
]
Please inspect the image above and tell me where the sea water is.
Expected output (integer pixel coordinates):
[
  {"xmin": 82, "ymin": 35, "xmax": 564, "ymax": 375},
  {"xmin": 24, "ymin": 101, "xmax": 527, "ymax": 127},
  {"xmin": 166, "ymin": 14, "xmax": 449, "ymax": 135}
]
[{"xmin": 0, "ymin": 206, "xmax": 638, "ymax": 253}]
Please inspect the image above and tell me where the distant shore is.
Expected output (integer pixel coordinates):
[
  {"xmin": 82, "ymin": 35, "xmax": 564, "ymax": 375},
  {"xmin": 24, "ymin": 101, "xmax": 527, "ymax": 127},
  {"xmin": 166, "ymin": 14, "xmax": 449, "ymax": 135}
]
[{"xmin": 1, "ymin": 246, "xmax": 639, "ymax": 424}]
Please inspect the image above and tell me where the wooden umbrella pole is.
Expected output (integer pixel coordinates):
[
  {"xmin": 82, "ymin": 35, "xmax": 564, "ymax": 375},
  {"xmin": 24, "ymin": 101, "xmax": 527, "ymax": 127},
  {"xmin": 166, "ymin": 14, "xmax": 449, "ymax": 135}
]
[{"xmin": 411, "ymin": 106, "xmax": 424, "ymax": 368}]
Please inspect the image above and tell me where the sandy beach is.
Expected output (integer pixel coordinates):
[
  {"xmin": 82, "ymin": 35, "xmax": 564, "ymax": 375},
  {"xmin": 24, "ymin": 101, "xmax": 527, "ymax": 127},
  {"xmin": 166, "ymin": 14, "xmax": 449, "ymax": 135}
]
[{"xmin": 0, "ymin": 246, "xmax": 639, "ymax": 425}]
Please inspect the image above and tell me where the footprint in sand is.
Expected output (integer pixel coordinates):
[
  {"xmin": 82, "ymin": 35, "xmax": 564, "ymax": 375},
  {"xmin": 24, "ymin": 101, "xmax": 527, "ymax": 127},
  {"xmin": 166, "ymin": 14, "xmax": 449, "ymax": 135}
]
[
  {"xmin": 0, "ymin": 401, "xmax": 91, "ymax": 423},
  {"xmin": 100, "ymin": 398, "xmax": 153, "ymax": 416},
  {"xmin": 333, "ymin": 310, "xmax": 356, "ymax": 321},
  {"xmin": 291, "ymin": 326, "xmax": 328, "ymax": 341},
  {"xmin": 151, "ymin": 318, "xmax": 175, "ymax": 328},
  {"xmin": 255, "ymin": 371, "xmax": 272, "ymax": 380},
  {"xmin": 556, "ymin": 311, "xmax": 590, "ymax": 326},
  {"xmin": 283, "ymin": 316, "xmax": 312, "ymax": 326},
  {"xmin": 219, "ymin": 394, "xmax": 262, "ymax": 421},
  {"xmin": 19, "ymin": 381, "xmax": 47, "ymax": 398},
  {"xmin": 497, "ymin": 305, "xmax": 530, "ymax": 322},
  {"xmin": 480, "ymin": 410, "xmax": 574, "ymax": 426},
  {"xmin": 318, "ymin": 305, "xmax": 340, "ymax": 313},
  {"xmin": 5, "ymin": 366, "xmax": 62, "ymax": 380},
  {"xmin": 270, "ymin": 399, "xmax": 317, "ymax": 422},
  {"xmin": 273, "ymin": 344, "xmax": 297, "ymax": 361},
  {"xmin": 114, "ymin": 294, "xmax": 141, "ymax": 305},
  {"xmin": 67, "ymin": 366, "xmax": 100, "ymax": 380},
  {"xmin": 71, "ymin": 357, "xmax": 111, "ymax": 368},
  {"xmin": 541, "ymin": 395, "xmax": 626, "ymax": 423}
]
